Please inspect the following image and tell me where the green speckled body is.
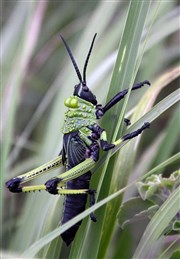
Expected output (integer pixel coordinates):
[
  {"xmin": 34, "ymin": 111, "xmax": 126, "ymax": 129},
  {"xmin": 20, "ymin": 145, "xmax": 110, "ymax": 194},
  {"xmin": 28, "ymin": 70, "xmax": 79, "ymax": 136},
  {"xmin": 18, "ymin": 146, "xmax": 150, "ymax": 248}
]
[{"xmin": 63, "ymin": 96, "xmax": 97, "ymax": 134}]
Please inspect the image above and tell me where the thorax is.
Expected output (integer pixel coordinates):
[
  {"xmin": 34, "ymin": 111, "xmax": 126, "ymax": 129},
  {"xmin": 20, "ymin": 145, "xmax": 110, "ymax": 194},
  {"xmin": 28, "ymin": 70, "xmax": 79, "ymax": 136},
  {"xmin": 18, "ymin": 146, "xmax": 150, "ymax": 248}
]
[{"xmin": 63, "ymin": 96, "xmax": 96, "ymax": 134}]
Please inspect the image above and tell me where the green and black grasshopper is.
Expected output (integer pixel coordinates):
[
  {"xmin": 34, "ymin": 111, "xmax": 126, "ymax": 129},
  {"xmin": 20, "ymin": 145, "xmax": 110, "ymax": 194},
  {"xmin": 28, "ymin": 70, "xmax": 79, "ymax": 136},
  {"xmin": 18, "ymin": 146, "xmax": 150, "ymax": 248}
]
[{"xmin": 6, "ymin": 34, "xmax": 151, "ymax": 246}]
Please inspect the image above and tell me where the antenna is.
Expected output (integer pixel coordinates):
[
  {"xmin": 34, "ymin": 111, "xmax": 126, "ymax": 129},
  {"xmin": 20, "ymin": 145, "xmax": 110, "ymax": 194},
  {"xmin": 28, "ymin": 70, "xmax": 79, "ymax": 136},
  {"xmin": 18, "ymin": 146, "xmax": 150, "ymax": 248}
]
[
  {"xmin": 83, "ymin": 33, "xmax": 97, "ymax": 84},
  {"xmin": 60, "ymin": 34, "xmax": 82, "ymax": 82}
]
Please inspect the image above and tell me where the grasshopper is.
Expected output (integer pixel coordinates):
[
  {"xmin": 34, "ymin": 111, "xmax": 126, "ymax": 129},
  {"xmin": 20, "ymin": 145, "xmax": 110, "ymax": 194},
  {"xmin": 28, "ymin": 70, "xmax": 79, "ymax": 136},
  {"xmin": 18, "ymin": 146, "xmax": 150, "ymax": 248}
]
[{"xmin": 6, "ymin": 34, "xmax": 150, "ymax": 246}]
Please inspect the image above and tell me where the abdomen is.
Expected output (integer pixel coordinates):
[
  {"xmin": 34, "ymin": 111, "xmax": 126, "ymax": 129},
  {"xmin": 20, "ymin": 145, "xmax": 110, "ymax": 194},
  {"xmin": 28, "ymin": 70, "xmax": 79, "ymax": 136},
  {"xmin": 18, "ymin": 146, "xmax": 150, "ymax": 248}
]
[{"xmin": 61, "ymin": 131, "xmax": 92, "ymax": 246}]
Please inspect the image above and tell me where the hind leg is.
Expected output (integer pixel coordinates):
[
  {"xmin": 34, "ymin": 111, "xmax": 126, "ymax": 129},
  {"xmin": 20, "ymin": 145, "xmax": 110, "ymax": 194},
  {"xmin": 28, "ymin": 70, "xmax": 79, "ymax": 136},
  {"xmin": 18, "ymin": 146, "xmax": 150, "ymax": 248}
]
[{"xmin": 88, "ymin": 189, "xmax": 97, "ymax": 222}]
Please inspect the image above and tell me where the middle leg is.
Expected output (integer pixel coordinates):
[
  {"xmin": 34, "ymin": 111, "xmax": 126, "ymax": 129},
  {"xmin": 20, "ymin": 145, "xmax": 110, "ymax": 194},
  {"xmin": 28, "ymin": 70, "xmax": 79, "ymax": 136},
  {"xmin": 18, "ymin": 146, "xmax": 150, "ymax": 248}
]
[
  {"xmin": 88, "ymin": 124, "xmax": 115, "ymax": 151},
  {"xmin": 113, "ymin": 122, "xmax": 150, "ymax": 147}
]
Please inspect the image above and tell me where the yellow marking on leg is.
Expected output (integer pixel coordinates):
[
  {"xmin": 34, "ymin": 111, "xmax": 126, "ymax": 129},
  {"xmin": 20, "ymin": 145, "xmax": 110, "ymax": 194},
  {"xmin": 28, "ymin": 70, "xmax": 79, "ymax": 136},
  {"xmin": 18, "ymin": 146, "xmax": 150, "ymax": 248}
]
[
  {"xmin": 57, "ymin": 189, "xmax": 88, "ymax": 195},
  {"xmin": 113, "ymin": 138, "xmax": 123, "ymax": 147},
  {"xmin": 100, "ymin": 131, "xmax": 107, "ymax": 141},
  {"xmin": 22, "ymin": 185, "xmax": 46, "ymax": 193},
  {"xmin": 22, "ymin": 182, "xmax": 66, "ymax": 193}
]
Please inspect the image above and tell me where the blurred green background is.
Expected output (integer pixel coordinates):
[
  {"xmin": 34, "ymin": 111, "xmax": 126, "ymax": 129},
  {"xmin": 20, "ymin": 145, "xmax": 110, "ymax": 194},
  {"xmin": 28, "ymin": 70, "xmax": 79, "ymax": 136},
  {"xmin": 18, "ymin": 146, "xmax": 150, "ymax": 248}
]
[{"xmin": 1, "ymin": 1, "xmax": 180, "ymax": 258}]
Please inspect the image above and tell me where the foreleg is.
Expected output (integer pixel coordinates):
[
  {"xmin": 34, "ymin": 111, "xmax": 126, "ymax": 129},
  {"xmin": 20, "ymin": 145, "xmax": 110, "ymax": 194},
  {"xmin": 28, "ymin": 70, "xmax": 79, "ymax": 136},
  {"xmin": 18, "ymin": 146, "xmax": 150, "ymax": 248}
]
[
  {"xmin": 96, "ymin": 80, "xmax": 150, "ymax": 118},
  {"xmin": 103, "ymin": 80, "xmax": 150, "ymax": 113}
]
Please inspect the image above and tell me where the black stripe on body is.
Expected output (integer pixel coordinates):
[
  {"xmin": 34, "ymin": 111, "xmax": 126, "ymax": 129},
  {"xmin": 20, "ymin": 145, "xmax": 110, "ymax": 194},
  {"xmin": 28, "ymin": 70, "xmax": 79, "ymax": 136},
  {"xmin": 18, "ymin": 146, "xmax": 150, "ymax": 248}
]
[{"xmin": 61, "ymin": 132, "xmax": 92, "ymax": 246}]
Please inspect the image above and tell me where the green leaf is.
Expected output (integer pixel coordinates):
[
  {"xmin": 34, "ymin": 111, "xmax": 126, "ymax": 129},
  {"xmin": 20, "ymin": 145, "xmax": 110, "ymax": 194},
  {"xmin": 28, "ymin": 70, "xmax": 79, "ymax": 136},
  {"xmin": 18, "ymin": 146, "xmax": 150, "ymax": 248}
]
[
  {"xmin": 170, "ymin": 250, "xmax": 180, "ymax": 259},
  {"xmin": 139, "ymin": 153, "xmax": 180, "ymax": 181},
  {"xmin": 137, "ymin": 182, "xmax": 158, "ymax": 200},
  {"xmin": 118, "ymin": 197, "xmax": 159, "ymax": 229},
  {"xmin": 133, "ymin": 186, "xmax": 180, "ymax": 258},
  {"xmin": 172, "ymin": 220, "xmax": 180, "ymax": 231},
  {"xmin": 137, "ymin": 170, "xmax": 180, "ymax": 200}
]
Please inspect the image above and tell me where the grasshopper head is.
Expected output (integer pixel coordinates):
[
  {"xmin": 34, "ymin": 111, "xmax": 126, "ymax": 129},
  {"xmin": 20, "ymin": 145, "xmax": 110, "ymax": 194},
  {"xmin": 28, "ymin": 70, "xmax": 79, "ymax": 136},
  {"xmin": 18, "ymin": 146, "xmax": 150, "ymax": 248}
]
[
  {"xmin": 60, "ymin": 33, "xmax": 97, "ymax": 105},
  {"xmin": 73, "ymin": 82, "xmax": 97, "ymax": 105}
]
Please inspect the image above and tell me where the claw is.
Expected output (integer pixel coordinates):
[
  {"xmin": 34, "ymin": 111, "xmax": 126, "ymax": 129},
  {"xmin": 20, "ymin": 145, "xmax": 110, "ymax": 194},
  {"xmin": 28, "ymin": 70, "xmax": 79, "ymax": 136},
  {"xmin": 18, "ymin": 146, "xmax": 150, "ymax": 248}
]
[
  {"xmin": 90, "ymin": 213, "xmax": 97, "ymax": 222},
  {"xmin": 124, "ymin": 118, "xmax": 131, "ymax": 126},
  {"xmin": 143, "ymin": 80, "xmax": 151, "ymax": 86},
  {"xmin": 143, "ymin": 122, "xmax": 151, "ymax": 129}
]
